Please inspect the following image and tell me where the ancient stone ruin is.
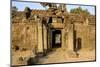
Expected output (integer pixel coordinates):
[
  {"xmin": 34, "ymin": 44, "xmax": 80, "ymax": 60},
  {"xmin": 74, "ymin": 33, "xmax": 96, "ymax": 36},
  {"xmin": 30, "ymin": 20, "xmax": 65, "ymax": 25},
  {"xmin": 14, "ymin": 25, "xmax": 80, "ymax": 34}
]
[{"xmin": 12, "ymin": 3, "xmax": 96, "ymax": 66}]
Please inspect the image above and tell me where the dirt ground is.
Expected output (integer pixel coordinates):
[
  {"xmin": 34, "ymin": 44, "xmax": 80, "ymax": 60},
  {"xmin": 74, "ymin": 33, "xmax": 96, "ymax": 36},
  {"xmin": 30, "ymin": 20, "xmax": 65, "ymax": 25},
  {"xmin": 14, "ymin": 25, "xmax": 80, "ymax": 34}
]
[
  {"xmin": 12, "ymin": 48, "xmax": 95, "ymax": 66},
  {"xmin": 38, "ymin": 48, "xmax": 95, "ymax": 64}
]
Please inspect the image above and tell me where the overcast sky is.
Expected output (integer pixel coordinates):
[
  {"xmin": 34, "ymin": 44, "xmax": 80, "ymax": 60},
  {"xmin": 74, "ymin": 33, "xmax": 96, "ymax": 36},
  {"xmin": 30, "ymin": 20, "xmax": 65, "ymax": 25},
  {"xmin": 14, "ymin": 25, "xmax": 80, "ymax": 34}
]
[{"xmin": 12, "ymin": 1, "xmax": 95, "ymax": 15}]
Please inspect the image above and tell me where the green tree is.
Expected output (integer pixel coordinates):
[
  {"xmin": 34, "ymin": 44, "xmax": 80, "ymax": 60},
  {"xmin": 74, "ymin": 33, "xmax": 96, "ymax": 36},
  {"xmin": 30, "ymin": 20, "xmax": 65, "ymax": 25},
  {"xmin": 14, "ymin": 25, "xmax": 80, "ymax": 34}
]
[
  {"xmin": 24, "ymin": 7, "xmax": 31, "ymax": 19},
  {"xmin": 24, "ymin": 7, "xmax": 31, "ymax": 13},
  {"xmin": 70, "ymin": 7, "xmax": 90, "ymax": 15}
]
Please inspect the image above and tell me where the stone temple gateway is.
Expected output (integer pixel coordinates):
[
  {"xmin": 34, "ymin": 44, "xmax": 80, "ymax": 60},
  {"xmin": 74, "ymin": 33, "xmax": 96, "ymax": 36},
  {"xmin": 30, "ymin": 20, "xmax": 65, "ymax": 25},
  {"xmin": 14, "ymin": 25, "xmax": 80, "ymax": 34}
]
[{"xmin": 12, "ymin": 2, "xmax": 96, "ymax": 65}]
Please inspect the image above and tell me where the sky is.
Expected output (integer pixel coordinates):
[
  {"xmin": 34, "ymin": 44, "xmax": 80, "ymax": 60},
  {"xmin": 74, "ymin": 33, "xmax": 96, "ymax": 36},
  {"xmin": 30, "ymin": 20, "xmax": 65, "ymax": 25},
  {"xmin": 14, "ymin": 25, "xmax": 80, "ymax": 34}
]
[{"xmin": 12, "ymin": 1, "xmax": 95, "ymax": 15}]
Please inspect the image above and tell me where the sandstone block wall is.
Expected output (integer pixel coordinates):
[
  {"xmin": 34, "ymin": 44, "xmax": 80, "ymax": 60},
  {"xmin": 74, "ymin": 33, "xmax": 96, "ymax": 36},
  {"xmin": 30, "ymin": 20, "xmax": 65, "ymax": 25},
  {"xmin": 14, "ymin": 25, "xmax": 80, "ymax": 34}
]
[
  {"xmin": 12, "ymin": 22, "xmax": 38, "ymax": 51},
  {"xmin": 74, "ymin": 23, "xmax": 95, "ymax": 50}
]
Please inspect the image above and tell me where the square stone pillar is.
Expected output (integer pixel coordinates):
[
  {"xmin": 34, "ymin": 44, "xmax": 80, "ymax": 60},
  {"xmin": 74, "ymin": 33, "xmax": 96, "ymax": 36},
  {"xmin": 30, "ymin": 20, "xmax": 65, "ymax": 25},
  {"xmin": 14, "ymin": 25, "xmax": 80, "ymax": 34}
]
[
  {"xmin": 68, "ymin": 24, "xmax": 74, "ymax": 51},
  {"xmin": 62, "ymin": 29, "xmax": 65, "ymax": 49},
  {"xmin": 37, "ymin": 20, "xmax": 44, "ymax": 55},
  {"xmin": 43, "ymin": 24, "xmax": 47, "ymax": 52},
  {"xmin": 47, "ymin": 28, "xmax": 52, "ymax": 50}
]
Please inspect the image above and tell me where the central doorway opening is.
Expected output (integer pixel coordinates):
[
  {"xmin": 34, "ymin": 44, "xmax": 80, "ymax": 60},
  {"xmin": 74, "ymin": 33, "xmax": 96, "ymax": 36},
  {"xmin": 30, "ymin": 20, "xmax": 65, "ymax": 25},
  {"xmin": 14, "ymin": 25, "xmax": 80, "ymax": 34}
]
[{"xmin": 52, "ymin": 29, "xmax": 61, "ymax": 48}]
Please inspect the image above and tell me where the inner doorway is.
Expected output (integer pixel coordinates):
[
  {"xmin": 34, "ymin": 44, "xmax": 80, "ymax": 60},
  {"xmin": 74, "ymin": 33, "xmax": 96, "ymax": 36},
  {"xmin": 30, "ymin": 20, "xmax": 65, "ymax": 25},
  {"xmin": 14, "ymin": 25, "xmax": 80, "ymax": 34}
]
[{"xmin": 52, "ymin": 29, "xmax": 61, "ymax": 48}]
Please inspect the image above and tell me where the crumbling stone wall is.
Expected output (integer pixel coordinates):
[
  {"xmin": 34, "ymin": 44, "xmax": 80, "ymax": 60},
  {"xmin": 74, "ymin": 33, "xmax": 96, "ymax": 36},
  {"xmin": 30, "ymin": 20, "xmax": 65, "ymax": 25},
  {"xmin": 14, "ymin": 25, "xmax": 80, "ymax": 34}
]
[
  {"xmin": 11, "ymin": 4, "xmax": 96, "ymax": 66},
  {"xmin": 63, "ymin": 14, "xmax": 95, "ymax": 51},
  {"xmin": 12, "ymin": 9, "xmax": 96, "ymax": 52},
  {"xmin": 12, "ymin": 22, "xmax": 38, "ymax": 51},
  {"xmin": 88, "ymin": 25, "xmax": 95, "ymax": 50},
  {"xmin": 74, "ymin": 24, "xmax": 95, "ymax": 51}
]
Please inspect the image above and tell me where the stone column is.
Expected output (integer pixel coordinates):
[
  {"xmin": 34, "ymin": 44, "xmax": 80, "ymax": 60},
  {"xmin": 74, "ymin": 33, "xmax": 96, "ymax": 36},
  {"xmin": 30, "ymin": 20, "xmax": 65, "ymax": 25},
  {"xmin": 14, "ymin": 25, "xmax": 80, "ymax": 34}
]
[
  {"xmin": 43, "ymin": 24, "xmax": 47, "ymax": 52},
  {"xmin": 50, "ymin": 29, "xmax": 52, "ymax": 49},
  {"xmin": 68, "ymin": 24, "xmax": 74, "ymax": 51},
  {"xmin": 62, "ymin": 29, "xmax": 65, "ymax": 49},
  {"xmin": 47, "ymin": 27, "xmax": 51, "ymax": 50},
  {"xmin": 37, "ymin": 19, "xmax": 44, "ymax": 56}
]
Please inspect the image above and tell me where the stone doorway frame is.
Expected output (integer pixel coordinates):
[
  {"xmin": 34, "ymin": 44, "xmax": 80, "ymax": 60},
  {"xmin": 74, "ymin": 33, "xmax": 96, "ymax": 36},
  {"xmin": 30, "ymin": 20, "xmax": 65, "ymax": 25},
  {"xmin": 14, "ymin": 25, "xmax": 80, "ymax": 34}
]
[{"xmin": 50, "ymin": 28, "xmax": 62, "ymax": 49}]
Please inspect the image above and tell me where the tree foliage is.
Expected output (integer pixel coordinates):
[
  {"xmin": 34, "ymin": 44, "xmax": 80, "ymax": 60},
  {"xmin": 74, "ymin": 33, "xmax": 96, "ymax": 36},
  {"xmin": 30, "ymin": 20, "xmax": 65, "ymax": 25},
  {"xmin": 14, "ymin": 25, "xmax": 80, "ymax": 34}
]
[
  {"xmin": 24, "ymin": 7, "xmax": 31, "ymax": 13},
  {"xmin": 24, "ymin": 7, "xmax": 31, "ymax": 19},
  {"xmin": 70, "ymin": 7, "xmax": 90, "ymax": 15},
  {"xmin": 12, "ymin": 6, "xmax": 18, "ymax": 18},
  {"xmin": 40, "ymin": 3, "xmax": 48, "ymax": 7},
  {"xmin": 40, "ymin": 3, "xmax": 56, "ymax": 8},
  {"xmin": 12, "ymin": 6, "xmax": 18, "ymax": 11}
]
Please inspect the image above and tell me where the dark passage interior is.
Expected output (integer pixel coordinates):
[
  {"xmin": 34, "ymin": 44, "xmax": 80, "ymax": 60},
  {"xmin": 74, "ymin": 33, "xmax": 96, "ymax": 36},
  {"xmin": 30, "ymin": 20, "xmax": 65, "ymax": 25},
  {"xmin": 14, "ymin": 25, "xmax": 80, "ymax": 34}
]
[{"xmin": 52, "ymin": 30, "xmax": 61, "ymax": 48}]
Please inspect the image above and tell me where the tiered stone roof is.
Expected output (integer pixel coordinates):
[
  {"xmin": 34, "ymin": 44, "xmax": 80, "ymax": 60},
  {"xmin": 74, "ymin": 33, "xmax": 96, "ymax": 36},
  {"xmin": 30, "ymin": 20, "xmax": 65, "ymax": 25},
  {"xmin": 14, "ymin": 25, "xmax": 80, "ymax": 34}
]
[
  {"xmin": 31, "ymin": 9, "xmax": 67, "ymax": 17},
  {"xmin": 12, "ymin": 9, "xmax": 96, "ymax": 25}
]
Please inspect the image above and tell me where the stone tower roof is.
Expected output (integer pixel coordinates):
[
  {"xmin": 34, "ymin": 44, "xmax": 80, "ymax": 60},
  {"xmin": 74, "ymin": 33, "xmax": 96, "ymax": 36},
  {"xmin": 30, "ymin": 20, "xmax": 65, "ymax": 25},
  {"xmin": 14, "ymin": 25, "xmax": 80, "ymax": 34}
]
[{"xmin": 12, "ymin": 9, "xmax": 96, "ymax": 25}]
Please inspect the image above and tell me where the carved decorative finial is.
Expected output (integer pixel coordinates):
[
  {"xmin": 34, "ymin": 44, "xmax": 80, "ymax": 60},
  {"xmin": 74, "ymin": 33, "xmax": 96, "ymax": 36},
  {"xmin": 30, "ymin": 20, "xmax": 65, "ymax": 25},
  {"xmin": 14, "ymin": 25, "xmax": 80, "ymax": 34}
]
[{"xmin": 58, "ymin": 4, "xmax": 67, "ymax": 12}]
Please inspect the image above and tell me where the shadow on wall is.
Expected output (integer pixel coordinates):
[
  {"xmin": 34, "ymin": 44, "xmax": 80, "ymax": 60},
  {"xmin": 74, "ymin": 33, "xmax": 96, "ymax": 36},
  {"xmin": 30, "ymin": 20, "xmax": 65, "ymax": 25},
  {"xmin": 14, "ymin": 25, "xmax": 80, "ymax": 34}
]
[{"xmin": 73, "ymin": 30, "xmax": 82, "ymax": 52}]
